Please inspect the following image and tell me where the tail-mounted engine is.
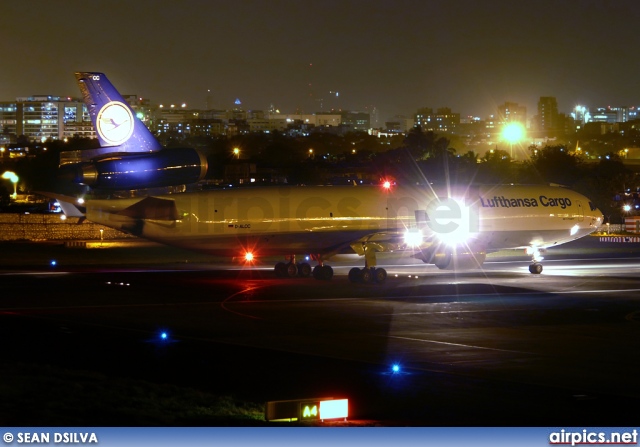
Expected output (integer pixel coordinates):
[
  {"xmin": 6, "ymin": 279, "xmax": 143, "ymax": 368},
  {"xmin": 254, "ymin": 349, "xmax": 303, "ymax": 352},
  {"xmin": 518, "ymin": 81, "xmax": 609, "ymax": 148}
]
[{"xmin": 59, "ymin": 147, "xmax": 207, "ymax": 191}]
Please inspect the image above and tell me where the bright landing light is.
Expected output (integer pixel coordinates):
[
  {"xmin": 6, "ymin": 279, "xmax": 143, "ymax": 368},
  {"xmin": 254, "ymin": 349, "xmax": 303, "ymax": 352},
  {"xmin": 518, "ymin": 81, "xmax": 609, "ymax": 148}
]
[
  {"xmin": 526, "ymin": 246, "xmax": 544, "ymax": 262},
  {"xmin": 570, "ymin": 224, "xmax": 580, "ymax": 236},
  {"xmin": 431, "ymin": 198, "xmax": 475, "ymax": 246},
  {"xmin": 404, "ymin": 229, "xmax": 423, "ymax": 247}
]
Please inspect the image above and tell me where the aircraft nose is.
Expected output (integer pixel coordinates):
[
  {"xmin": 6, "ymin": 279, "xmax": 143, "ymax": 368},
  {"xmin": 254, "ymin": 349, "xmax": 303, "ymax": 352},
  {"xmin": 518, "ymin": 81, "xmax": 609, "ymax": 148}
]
[{"xmin": 594, "ymin": 207, "xmax": 604, "ymax": 227}]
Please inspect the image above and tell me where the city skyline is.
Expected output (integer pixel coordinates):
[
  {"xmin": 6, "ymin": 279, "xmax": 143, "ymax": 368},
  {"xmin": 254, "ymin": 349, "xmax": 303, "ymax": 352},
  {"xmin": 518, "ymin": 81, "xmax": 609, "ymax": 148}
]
[{"xmin": 2, "ymin": 0, "xmax": 640, "ymax": 122}]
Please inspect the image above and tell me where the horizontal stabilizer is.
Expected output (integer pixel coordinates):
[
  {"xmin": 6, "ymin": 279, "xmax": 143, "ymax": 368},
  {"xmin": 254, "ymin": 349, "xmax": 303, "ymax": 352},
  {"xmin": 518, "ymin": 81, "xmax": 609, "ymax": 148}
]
[
  {"xmin": 58, "ymin": 201, "xmax": 86, "ymax": 219},
  {"xmin": 35, "ymin": 192, "xmax": 86, "ymax": 218},
  {"xmin": 117, "ymin": 197, "xmax": 179, "ymax": 221}
]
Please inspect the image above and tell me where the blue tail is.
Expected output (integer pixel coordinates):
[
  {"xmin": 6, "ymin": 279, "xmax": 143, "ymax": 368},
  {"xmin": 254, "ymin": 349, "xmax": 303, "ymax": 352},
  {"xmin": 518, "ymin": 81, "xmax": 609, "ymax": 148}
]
[
  {"xmin": 75, "ymin": 72, "xmax": 162, "ymax": 152},
  {"xmin": 58, "ymin": 73, "xmax": 207, "ymax": 191}
]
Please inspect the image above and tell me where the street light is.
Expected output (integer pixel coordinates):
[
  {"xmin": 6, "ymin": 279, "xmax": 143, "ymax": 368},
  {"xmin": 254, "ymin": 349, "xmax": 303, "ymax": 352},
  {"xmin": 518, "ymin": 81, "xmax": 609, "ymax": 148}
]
[
  {"xmin": 502, "ymin": 122, "xmax": 525, "ymax": 159},
  {"xmin": 2, "ymin": 171, "xmax": 18, "ymax": 199},
  {"xmin": 233, "ymin": 147, "xmax": 240, "ymax": 159}
]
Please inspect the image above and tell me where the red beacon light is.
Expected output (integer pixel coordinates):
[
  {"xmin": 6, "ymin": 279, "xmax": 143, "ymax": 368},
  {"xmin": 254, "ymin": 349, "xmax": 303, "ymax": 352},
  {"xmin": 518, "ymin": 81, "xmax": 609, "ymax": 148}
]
[
  {"xmin": 244, "ymin": 252, "xmax": 255, "ymax": 262},
  {"xmin": 382, "ymin": 180, "xmax": 392, "ymax": 190}
]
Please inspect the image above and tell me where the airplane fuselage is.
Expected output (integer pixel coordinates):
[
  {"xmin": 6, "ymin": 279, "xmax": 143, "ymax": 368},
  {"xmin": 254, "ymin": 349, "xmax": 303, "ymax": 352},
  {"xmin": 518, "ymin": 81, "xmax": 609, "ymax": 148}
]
[{"xmin": 84, "ymin": 183, "xmax": 602, "ymax": 258}]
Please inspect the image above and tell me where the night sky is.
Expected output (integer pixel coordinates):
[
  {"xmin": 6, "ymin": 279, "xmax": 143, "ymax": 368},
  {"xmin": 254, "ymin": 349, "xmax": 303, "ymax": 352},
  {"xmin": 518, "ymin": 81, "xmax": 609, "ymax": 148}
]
[{"xmin": 2, "ymin": 0, "xmax": 639, "ymax": 122}]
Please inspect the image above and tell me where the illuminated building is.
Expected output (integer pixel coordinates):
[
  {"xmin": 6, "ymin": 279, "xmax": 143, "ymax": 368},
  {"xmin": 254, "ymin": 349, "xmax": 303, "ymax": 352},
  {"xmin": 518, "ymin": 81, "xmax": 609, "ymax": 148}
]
[
  {"xmin": 536, "ymin": 96, "xmax": 559, "ymax": 134},
  {"xmin": 0, "ymin": 96, "xmax": 91, "ymax": 141},
  {"xmin": 590, "ymin": 107, "xmax": 629, "ymax": 124},
  {"xmin": 497, "ymin": 102, "xmax": 527, "ymax": 127},
  {"xmin": 414, "ymin": 107, "xmax": 460, "ymax": 133}
]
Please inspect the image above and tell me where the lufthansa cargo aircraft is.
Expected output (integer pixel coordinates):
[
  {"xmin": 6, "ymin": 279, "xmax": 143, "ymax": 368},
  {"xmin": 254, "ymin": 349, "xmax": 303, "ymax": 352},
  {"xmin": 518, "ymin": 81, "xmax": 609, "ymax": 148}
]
[{"xmin": 52, "ymin": 72, "xmax": 603, "ymax": 283}]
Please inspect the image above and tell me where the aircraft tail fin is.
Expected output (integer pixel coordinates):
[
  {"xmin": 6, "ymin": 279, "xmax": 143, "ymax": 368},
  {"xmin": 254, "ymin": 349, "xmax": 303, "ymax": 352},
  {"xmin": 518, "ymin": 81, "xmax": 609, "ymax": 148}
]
[
  {"xmin": 59, "ymin": 73, "xmax": 206, "ymax": 190},
  {"xmin": 74, "ymin": 72, "xmax": 162, "ymax": 153}
]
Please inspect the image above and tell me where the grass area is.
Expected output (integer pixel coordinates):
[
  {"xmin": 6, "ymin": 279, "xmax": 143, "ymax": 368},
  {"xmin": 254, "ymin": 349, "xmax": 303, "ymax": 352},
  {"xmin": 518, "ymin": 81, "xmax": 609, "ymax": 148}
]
[{"xmin": 0, "ymin": 362, "xmax": 267, "ymax": 426}]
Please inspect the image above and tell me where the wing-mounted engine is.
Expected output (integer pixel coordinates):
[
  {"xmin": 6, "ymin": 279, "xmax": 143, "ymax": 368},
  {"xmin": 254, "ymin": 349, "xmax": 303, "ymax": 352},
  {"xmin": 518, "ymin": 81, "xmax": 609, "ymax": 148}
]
[
  {"xmin": 407, "ymin": 187, "xmax": 486, "ymax": 270},
  {"xmin": 413, "ymin": 244, "xmax": 487, "ymax": 270}
]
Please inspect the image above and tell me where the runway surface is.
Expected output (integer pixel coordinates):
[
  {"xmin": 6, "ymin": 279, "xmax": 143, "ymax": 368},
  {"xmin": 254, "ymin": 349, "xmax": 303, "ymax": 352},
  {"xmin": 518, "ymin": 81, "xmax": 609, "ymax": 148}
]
[{"xmin": 1, "ymin": 238, "xmax": 640, "ymax": 426}]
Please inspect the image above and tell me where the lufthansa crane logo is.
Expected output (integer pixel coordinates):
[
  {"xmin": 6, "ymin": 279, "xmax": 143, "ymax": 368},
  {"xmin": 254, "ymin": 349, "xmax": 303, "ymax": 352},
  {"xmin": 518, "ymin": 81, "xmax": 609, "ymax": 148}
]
[{"xmin": 96, "ymin": 101, "xmax": 135, "ymax": 145}]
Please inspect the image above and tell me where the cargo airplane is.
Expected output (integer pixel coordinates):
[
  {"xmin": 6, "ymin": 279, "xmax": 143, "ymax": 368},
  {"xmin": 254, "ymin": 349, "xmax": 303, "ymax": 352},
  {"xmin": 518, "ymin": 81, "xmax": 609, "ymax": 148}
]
[{"xmin": 50, "ymin": 72, "xmax": 603, "ymax": 283}]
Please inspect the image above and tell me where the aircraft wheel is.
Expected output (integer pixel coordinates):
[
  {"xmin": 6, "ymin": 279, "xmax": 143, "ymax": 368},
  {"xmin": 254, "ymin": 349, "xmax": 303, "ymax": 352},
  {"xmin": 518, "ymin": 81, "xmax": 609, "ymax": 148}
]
[
  {"xmin": 360, "ymin": 267, "xmax": 374, "ymax": 283},
  {"xmin": 348, "ymin": 267, "xmax": 361, "ymax": 283},
  {"xmin": 529, "ymin": 263, "xmax": 543, "ymax": 274},
  {"xmin": 297, "ymin": 262, "xmax": 312, "ymax": 277},
  {"xmin": 374, "ymin": 267, "xmax": 387, "ymax": 283},
  {"xmin": 286, "ymin": 262, "xmax": 298, "ymax": 277},
  {"xmin": 274, "ymin": 262, "xmax": 287, "ymax": 277}
]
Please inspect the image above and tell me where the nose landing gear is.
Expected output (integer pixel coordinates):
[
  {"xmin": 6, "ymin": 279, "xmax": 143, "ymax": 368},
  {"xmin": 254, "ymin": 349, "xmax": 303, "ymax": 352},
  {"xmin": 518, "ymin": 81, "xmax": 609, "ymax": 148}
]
[{"xmin": 526, "ymin": 246, "xmax": 545, "ymax": 274}]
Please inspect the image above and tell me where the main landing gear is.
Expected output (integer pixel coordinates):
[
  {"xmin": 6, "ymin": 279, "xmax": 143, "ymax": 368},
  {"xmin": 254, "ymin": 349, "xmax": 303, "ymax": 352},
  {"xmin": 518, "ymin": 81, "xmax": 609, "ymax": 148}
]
[
  {"xmin": 526, "ymin": 246, "xmax": 545, "ymax": 274},
  {"xmin": 348, "ymin": 266, "xmax": 387, "ymax": 284},
  {"xmin": 348, "ymin": 242, "xmax": 387, "ymax": 284},
  {"xmin": 274, "ymin": 255, "xmax": 333, "ymax": 281}
]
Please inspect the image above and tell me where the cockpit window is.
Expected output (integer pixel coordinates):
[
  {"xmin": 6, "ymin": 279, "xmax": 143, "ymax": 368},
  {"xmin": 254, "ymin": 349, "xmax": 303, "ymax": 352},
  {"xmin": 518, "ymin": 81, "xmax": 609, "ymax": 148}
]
[{"xmin": 588, "ymin": 201, "xmax": 597, "ymax": 211}]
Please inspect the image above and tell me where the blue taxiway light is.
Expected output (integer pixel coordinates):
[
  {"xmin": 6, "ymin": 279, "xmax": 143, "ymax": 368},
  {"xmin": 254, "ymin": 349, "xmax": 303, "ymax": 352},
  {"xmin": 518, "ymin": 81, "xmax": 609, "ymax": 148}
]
[
  {"xmin": 160, "ymin": 332, "xmax": 168, "ymax": 341},
  {"xmin": 391, "ymin": 364, "xmax": 401, "ymax": 374},
  {"xmin": 50, "ymin": 260, "xmax": 57, "ymax": 266}
]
